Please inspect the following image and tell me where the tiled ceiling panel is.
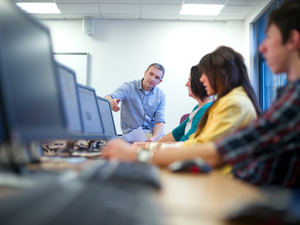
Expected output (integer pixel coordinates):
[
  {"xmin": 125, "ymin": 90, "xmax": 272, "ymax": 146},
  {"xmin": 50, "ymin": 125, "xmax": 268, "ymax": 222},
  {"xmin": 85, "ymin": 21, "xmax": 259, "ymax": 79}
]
[
  {"xmin": 184, "ymin": 0, "xmax": 227, "ymax": 4},
  {"xmin": 178, "ymin": 15, "xmax": 217, "ymax": 20},
  {"xmin": 57, "ymin": 4, "xmax": 99, "ymax": 14},
  {"xmin": 227, "ymin": 0, "xmax": 259, "ymax": 6},
  {"xmin": 100, "ymin": 4, "xmax": 140, "ymax": 14},
  {"xmin": 55, "ymin": 0, "xmax": 98, "ymax": 3},
  {"xmin": 16, "ymin": 0, "xmax": 53, "ymax": 2},
  {"xmin": 141, "ymin": 14, "xmax": 179, "ymax": 20},
  {"xmin": 102, "ymin": 14, "xmax": 140, "ymax": 19},
  {"xmin": 142, "ymin": 0, "xmax": 184, "ymax": 3},
  {"xmin": 219, "ymin": 6, "xmax": 253, "ymax": 16},
  {"xmin": 63, "ymin": 13, "xmax": 102, "ymax": 19},
  {"xmin": 142, "ymin": 4, "xmax": 182, "ymax": 15},
  {"xmin": 98, "ymin": 0, "xmax": 141, "ymax": 3},
  {"xmin": 14, "ymin": 0, "xmax": 271, "ymax": 20},
  {"xmin": 34, "ymin": 13, "xmax": 65, "ymax": 19}
]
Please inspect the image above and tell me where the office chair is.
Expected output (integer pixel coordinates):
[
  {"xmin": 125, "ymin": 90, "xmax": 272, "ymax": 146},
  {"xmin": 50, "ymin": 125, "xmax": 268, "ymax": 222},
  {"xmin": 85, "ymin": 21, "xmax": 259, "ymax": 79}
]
[{"xmin": 179, "ymin": 113, "xmax": 190, "ymax": 124}]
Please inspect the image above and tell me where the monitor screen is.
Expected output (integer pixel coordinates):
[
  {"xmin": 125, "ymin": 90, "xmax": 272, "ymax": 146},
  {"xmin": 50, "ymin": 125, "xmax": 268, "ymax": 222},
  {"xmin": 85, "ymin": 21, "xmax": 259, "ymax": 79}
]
[
  {"xmin": 96, "ymin": 96, "xmax": 117, "ymax": 140},
  {"xmin": 0, "ymin": 0, "xmax": 69, "ymax": 142},
  {"xmin": 77, "ymin": 85, "xmax": 104, "ymax": 135},
  {"xmin": 56, "ymin": 62, "xmax": 83, "ymax": 134},
  {"xmin": 0, "ymin": 101, "xmax": 7, "ymax": 143}
]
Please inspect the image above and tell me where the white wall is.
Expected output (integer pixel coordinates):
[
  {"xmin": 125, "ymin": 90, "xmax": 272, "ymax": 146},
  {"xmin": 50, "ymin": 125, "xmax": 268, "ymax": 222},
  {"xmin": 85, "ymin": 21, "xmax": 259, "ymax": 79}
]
[
  {"xmin": 43, "ymin": 19, "xmax": 245, "ymax": 135},
  {"xmin": 226, "ymin": 20, "xmax": 245, "ymax": 57}
]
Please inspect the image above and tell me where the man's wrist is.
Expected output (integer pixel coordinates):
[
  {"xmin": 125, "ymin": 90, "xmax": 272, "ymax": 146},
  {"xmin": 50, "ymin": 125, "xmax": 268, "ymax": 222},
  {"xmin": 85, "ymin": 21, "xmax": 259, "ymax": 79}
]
[
  {"xmin": 104, "ymin": 95, "xmax": 112, "ymax": 100},
  {"xmin": 149, "ymin": 135, "xmax": 159, "ymax": 142}
]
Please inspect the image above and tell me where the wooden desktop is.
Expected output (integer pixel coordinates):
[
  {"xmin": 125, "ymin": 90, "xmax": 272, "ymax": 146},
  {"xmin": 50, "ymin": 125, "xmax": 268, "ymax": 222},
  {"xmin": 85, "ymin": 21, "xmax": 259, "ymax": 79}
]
[
  {"xmin": 157, "ymin": 169, "xmax": 265, "ymax": 225},
  {"xmin": 0, "ymin": 159, "xmax": 266, "ymax": 225}
]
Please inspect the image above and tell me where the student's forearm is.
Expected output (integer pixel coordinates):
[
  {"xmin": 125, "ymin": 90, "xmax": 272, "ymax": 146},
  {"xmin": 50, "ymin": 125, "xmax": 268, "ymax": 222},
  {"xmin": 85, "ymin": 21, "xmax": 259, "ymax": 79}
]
[
  {"xmin": 152, "ymin": 142, "xmax": 224, "ymax": 167},
  {"xmin": 157, "ymin": 132, "xmax": 176, "ymax": 142},
  {"xmin": 151, "ymin": 122, "xmax": 164, "ymax": 142}
]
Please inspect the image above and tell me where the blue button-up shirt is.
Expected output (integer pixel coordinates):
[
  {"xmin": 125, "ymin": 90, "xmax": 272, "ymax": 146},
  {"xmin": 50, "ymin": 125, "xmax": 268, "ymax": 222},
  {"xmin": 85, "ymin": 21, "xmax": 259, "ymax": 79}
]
[{"xmin": 109, "ymin": 79, "xmax": 166, "ymax": 135}]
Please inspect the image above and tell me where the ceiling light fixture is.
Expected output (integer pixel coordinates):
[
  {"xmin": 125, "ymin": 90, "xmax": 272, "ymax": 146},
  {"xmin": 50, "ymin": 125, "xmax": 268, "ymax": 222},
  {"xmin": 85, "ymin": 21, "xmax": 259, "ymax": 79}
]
[
  {"xmin": 16, "ymin": 3, "xmax": 61, "ymax": 14},
  {"xmin": 180, "ymin": 4, "xmax": 224, "ymax": 15}
]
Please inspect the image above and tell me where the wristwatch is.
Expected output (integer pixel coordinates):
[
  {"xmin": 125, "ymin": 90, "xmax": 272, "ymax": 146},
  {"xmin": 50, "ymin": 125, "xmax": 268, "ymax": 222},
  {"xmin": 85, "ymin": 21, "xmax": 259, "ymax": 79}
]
[{"xmin": 136, "ymin": 148, "xmax": 154, "ymax": 163}]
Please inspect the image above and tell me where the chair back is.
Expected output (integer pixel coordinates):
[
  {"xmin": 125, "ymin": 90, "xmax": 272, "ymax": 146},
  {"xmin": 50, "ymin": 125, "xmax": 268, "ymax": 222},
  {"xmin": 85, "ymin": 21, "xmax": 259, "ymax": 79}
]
[{"xmin": 179, "ymin": 113, "xmax": 190, "ymax": 124}]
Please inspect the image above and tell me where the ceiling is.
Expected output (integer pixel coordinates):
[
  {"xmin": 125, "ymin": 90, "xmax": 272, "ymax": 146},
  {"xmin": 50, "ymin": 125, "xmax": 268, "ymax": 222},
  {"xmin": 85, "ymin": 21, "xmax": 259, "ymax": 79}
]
[{"xmin": 15, "ymin": 0, "xmax": 261, "ymax": 21}]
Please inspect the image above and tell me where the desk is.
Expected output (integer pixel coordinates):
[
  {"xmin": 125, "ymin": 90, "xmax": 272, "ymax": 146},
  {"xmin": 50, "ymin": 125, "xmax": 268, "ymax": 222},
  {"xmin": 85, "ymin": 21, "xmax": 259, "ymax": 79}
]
[
  {"xmin": 0, "ymin": 161, "xmax": 265, "ymax": 225},
  {"xmin": 157, "ymin": 169, "xmax": 265, "ymax": 225}
]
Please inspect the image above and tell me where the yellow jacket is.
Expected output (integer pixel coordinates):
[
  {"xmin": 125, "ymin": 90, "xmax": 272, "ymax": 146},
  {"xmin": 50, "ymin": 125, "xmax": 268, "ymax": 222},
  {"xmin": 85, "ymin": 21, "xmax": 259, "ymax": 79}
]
[{"xmin": 182, "ymin": 86, "xmax": 257, "ymax": 147}]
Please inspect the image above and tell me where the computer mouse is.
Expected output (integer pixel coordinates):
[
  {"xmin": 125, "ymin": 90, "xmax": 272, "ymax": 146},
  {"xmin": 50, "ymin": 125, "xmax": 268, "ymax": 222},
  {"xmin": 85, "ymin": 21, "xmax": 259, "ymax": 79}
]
[
  {"xmin": 168, "ymin": 157, "xmax": 212, "ymax": 173},
  {"xmin": 225, "ymin": 202, "xmax": 300, "ymax": 225},
  {"xmin": 225, "ymin": 202, "xmax": 277, "ymax": 224}
]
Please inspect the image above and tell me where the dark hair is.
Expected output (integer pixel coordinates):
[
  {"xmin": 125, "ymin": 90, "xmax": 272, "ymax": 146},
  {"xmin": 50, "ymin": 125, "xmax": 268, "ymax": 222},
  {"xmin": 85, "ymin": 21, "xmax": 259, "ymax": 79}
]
[
  {"xmin": 195, "ymin": 46, "xmax": 262, "ymax": 135},
  {"xmin": 147, "ymin": 63, "xmax": 165, "ymax": 79},
  {"xmin": 190, "ymin": 65, "xmax": 208, "ymax": 101},
  {"xmin": 267, "ymin": 0, "xmax": 300, "ymax": 55}
]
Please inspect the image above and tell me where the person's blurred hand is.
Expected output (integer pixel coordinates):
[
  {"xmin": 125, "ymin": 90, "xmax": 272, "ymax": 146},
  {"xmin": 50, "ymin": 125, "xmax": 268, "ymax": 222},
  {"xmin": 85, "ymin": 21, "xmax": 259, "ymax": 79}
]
[
  {"xmin": 102, "ymin": 139, "xmax": 137, "ymax": 161},
  {"xmin": 110, "ymin": 98, "xmax": 121, "ymax": 112}
]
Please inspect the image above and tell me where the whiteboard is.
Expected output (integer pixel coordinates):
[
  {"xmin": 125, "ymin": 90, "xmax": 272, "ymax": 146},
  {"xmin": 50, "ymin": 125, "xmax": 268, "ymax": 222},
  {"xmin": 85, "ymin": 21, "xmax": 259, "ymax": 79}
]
[{"xmin": 54, "ymin": 53, "xmax": 90, "ymax": 86}]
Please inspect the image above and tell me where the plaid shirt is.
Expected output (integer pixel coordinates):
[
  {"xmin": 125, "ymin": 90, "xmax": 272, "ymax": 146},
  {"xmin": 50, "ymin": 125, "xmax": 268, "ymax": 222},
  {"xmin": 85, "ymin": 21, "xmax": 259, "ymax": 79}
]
[{"xmin": 216, "ymin": 78, "xmax": 300, "ymax": 188}]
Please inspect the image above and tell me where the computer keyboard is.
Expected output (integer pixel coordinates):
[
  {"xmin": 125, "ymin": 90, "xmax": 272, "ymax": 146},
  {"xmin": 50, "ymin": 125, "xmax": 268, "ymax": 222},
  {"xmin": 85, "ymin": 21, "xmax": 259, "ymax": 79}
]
[
  {"xmin": 81, "ymin": 160, "xmax": 161, "ymax": 190},
  {"xmin": 0, "ymin": 178, "xmax": 163, "ymax": 225},
  {"xmin": 0, "ymin": 161, "xmax": 163, "ymax": 225}
]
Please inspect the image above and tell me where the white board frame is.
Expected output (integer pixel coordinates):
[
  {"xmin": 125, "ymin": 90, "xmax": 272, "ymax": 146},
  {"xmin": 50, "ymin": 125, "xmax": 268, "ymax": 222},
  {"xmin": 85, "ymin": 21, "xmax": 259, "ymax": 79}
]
[{"xmin": 53, "ymin": 52, "xmax": 90, "ymax": 86}]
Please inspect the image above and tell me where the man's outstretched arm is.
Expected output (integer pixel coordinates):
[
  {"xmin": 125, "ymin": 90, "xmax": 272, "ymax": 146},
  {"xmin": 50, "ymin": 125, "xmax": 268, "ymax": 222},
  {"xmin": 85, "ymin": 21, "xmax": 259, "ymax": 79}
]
[{"xmin": 105, "ymin": 95, "xmax": 121, "ymax": 112}]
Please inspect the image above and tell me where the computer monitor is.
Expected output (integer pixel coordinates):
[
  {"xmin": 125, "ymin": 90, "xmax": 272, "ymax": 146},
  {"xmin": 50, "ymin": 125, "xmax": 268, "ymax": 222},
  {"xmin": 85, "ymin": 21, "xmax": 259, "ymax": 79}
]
[
  {"xmin": 96, "ymin": 96, "xmax": 117, "ymax": 140},
  {"xmin": 0, "ymin": 102, "xmax": 8, "ymax": 144},
  {"xmin": 56, "ymin": 62, "xmax": 83, "ymax": 136},
  {"xmin": 0, "ymin": 0, "xmax": 72, "ymax": 142},
  {"xmin": 77, "ymin": 84, "xmax": 105, "ymax": 139}
]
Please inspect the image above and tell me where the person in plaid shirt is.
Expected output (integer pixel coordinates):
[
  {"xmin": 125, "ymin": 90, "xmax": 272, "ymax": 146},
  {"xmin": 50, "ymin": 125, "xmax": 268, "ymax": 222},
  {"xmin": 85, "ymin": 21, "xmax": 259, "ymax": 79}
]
[
  {"xmin": 102, "ymin": 0, "xmax": 300, "ymax": 188},
  {"xmin": 215, "ymin": 0, "xmax": 300, "ymax": 187}
]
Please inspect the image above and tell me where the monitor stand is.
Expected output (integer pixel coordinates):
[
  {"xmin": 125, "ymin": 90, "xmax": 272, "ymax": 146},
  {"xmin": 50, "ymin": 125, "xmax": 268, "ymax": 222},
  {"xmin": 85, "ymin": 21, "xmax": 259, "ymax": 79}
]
[{"xmin": 0, "ymin": 141, "xmax": 43, "ymax": 173}]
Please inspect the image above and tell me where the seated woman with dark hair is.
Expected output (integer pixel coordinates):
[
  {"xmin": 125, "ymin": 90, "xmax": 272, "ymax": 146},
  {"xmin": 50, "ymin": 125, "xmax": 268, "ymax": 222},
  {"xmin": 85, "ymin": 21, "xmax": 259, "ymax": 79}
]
[
  {"xmin": 180, "ymin": 46, "xmax": 262, "ymax": 148},
  {"xmin": 157, "ymin": 66, "xmax": 212, "ymax": 143},
  {"xmin": 102, "ymin": 46, "xmax": 262, "ymax": 168}
]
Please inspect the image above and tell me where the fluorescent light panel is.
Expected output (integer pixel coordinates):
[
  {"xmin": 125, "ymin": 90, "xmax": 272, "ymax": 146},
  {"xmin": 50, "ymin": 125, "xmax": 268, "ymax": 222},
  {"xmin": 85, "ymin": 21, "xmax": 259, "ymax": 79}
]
[
  {"xmin": 16, "ymin": 3, "xmax": 61, "ymax": 14},
  {"xmin": 180, "ymin": 4, "xmax": 224, "ymax": 15}
]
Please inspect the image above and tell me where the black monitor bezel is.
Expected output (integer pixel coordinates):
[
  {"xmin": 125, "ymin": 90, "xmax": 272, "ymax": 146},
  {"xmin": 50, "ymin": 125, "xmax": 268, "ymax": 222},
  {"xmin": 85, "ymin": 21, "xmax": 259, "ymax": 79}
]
[
  {"xmin": 96, "ymin": 96, "xmax": 117, "ymax": 140},
  {"xmin": 0, "ymin": 0, "xmax": 74, "ymax": 142},
  {"xmin": 77, "ymin": 84, "xmax": 107, "ymax": 140},
  {"xmin": 0, "ymin": 98, "xmax": 8, "ymax": 143},
  {"xmin": 55, "ymin": 62, "xmax": 87, "ymax": 140}
]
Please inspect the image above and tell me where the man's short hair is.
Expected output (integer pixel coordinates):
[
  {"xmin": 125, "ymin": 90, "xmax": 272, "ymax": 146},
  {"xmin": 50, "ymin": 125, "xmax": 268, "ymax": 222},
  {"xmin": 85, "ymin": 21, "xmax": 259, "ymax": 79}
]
[
  {"xmin": 147, "ymin": 63, "xmax": 165, "ymax": 79},
  {"xmin": 267, "ymin": 0, "xmax": 300, "ymax": 46}
]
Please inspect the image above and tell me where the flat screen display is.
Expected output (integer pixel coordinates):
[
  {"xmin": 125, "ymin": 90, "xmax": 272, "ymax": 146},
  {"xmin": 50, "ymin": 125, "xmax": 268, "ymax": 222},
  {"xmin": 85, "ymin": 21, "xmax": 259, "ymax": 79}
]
[
  {"xmin": 0, "ymin": 0, "xmax": 68, "ymax": 142},
  {"xmin": 77, "ymin": 85, "xmax": 104, "ymax": 135},
  {"xmin": 56, "ymin": 63, "xmax": 83, "ymax": 133},
  {"xmin": 97, "ymin": 96, "xmax": 117, "ymax": 139},
  {"xmin": 0, "ymin": 102, "xmax": 7, "ymax": 143}
]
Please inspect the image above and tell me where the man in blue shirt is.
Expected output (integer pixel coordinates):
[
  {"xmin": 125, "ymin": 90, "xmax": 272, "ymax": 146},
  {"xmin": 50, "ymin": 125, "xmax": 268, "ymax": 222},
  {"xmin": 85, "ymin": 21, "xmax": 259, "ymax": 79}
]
[{"xmin": 105, "ymin": 63, "xmax": 166, "ymax": 142}]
